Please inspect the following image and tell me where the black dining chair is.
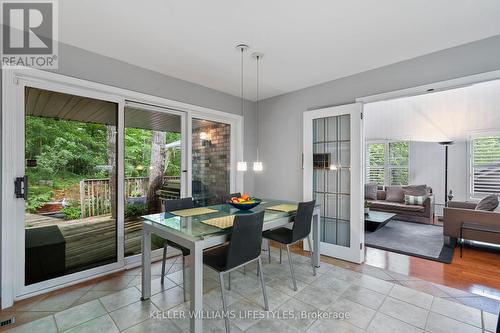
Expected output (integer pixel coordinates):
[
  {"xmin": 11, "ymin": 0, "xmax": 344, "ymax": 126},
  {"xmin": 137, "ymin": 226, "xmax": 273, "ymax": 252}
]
[
  {"xmin": 203, "ymin": 210, "xmax": 268, "ymax": 333},
  {"xmin": 220, "ymin": 192, "xmax": 241, "ymax": 204},
  {"xmin": 160, "ymin": 197, "xmax": 194, "ymax": 301},
  {"xmin": 262, "ymin": 200, "xmax": 316, "ymax": 291}
]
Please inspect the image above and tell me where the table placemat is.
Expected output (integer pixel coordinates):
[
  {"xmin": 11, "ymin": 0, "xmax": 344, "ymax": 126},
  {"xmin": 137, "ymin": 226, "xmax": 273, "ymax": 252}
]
[
  {"xmin": 201, "ymin": 215, "xmax": 236, "ymax": 229},
  {"xmin": 266, "ymin": 204, "xmax": 298, "ymax": 213},
  {"xmin": 171, "ymin": 207, "xmax": 218, "ymax": 217}
]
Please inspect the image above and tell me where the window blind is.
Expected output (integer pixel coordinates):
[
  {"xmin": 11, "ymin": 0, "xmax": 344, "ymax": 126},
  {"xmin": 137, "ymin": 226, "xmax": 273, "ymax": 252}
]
[
  {"xmin": 365, "ymin": 141, "xmax": 409, "ymax": 186},
  {"xmin": 366, "ymin": 143, "xmax": 385, "ymax": 185},
  {"xmin": 472, "ymin": 136, "xmax": 500, "ymax": 196}
]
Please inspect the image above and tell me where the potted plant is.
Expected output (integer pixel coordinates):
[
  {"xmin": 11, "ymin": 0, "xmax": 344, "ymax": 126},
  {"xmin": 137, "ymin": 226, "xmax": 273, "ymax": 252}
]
[
  {"xmin": 128, "ymin": 189, "xmax": 147, "ymax": 205},
  {"xmin": 364, "ymin": 201, "xmax": 372, "ymax": 215}
]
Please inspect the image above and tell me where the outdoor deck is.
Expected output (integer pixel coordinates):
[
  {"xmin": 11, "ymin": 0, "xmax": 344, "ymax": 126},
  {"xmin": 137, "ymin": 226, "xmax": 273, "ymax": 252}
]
[{"xmin": 26, "ymin": 214, "xmax": 145, "ymax": 271}]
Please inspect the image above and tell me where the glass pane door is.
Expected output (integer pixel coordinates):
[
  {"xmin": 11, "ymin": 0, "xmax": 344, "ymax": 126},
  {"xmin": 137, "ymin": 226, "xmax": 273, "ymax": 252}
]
[
  {"xmin": 124, "ymin": 105, "xmax": 183, "ymax": 257},
  {"xmin": 24, "ymin": 87, "xmax": 118, "ymax": 285},
  {"xmin": 313, "ymin": 115, "xmax": 351, "ymax": 247},
  {"xmin": 304, "ymin": 103, "xmax": 363, "ymax": 263},
  {"xmin": 191, "ymin": 118, "xmax": 231, "ymax": 206}
]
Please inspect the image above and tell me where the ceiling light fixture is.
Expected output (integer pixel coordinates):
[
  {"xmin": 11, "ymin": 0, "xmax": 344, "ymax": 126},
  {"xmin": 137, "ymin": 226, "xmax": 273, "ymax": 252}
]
[
  {"xmin": 236, "ymin": 43, "xmax": 249, "ymax": 172},
  {"xmin": 252, "ymin": 52, "xmax": 264, "ymax": 172}
]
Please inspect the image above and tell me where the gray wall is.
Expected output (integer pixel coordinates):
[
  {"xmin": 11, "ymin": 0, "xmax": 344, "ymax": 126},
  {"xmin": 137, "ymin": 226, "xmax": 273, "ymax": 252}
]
[
  {"xmin": 51, "ymin": 42, "xmax": 258, "ymax": 193},
  {"xmin": 255, "ymin": 35, "xmax": 500, "ymax": 201}
]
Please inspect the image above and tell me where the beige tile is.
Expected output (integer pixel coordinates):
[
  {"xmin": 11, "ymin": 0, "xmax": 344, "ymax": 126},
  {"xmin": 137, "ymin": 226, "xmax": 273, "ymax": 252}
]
[
  {"xmin": 90, "ymin": 274, "xmax": 136, "ymax": 291},
  {"xmin": 425, "ymin": 312, "xmax": 481, "ymax": 333},
  {"xmin": 389, "ymin": 284, "xmax": 434, "ymax": 309},
  {"xmin": 132, "ymin": 275, "xmax": 177, "ymax": 294},
  {"xmin": 366, "ymin": 312, "xmax": 423, "ymax": 333},
  {"xmin": 353, "ymin": 274, "xmax": 394, "ymax": 294},
  {"xmin": 0, "ymin": 310, "xmax": 54, "ymax": 331},
  {"xmin": 246, "ymin": 318, "xmax": 302, "ymax": 333},
  {"xmin": 109, "ymin": 300, "xmax": 158, "ymax": 331},
  {"xmin": 266, "ymin": 276, "xmax": 308, "ymax": 297},
  {"xmin": 454, "ymin": 295, "xmax": 500, "ymax": 314},
  {"xmin": 203, "ymin": 287, "xmax": 244, "ymax": 309},
  {"xmin": 431, "ymin": 296, "xmax": 482, "ymax": 327},
  {"xmin": 295, "ymin": 284, "xmax": 340, "ymax": 310},
  {"xmin": 379, "ymin": 297, "xmax": 429, "ymax": 329},
  {"xmin": 4, "ymin": 294, "xmax": 48, "ymax": 312},
  {"xmin": 279, "ymin": 297, "xmax": 319, "ymax": 332},
  {"xmin": 29, "ymin": 290, "xmax": 86, "ymax": 312},
  {"xmin": 122, "ymin": 317, "xmax": 182, "ymax": 333},
  {"xmin": 64, "ymin": 314, "xmax": 119, "ymax": 333},
  {"xmin": 400, "ymin": 280, "xmax": 449, "ymax": 298},
  {"xmin": 311, "ymin": 274, "xmax": 353, "ymax": 294},
  {"xmin": 325, "ymin": 267, "xmax": 362, "ymax": 282},
  {"xmin": 328, "ymin": 297, "xmax": 376, "ymax": 330},
  {"xmin": 341, "ymin": 285, "xmax": 386, "ymax": 310},
  {"xmin": 226, "ymin": 299, "xmax": 263, "ymax": 331},
  {"xmin": 358, "ymin": 265, "xmax": 394, "ymax": 281},
  {"xmin": 8, "ymin": 315, "xmax": 57, "ymax": 333},
  {"xmin": 72, "ymin": 290, "xmax": 116, "ymax": 306},
  {"xmin": 247, "ymin": 284, "xmax": 291, "ymax": 310},
  {"xmin": 160, "ymin": 302, "xmax": 191, "ymax": 331},
  {"xmin": 150, "ymin": 286, "xmax": 186, "ymax": 310},
  {"xmin": 99, "ymin": 287, "xmax": 142, "ymax": 312},
  {"xmin": 306, "ymin": 317, "xmax": 364, "ymax": 333},
  {"xmin": 54, "ymin": 299, "xmax": 106, "ymax": 331},
  {"xmin": 483, "ymin": 311, "xmax": 499, "ymax": 332}
]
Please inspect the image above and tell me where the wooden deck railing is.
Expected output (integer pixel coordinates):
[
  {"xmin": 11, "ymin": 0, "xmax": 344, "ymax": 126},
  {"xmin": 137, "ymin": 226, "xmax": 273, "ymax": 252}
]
[{"xmin": 80, "ymin": 176, "xmax": 180, "ymax": 218}]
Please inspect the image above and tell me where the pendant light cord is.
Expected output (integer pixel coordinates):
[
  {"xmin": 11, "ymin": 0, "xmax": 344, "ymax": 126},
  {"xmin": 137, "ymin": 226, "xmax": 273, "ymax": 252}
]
[
  {"xmin": 241, "ymin": 48, "xmax": 244, "ymax": 117},
  {"xmin": 256, "ymin": 55, "xmax": 260, "ymax": 161}
]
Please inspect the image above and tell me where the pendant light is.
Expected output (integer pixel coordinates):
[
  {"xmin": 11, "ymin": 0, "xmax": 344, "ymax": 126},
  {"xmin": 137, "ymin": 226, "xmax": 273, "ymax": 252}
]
[
  {"xmin": 236, "ymin": 44, "xmax": 249, "ymax": 172},
  {"xmin": 252, "ymin": 52, "xmax": 264, "ymax": 172}
]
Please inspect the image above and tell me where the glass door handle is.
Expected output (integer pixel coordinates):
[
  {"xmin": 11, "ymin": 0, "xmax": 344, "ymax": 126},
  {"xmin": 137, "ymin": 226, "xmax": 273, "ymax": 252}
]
[{"xmin": 14, "ymin": 175, "xmax": 28, "ymax": 200}]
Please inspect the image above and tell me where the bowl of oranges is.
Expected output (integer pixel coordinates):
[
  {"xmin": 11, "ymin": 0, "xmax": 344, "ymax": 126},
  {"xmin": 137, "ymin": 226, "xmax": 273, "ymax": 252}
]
[{"xmin": 227, "ymin": 194, "xmax": 262, "ymax": 210}]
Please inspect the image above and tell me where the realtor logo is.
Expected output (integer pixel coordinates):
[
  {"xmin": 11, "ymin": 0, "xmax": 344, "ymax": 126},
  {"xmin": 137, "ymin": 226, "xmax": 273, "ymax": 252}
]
[{"xmin": 1, "ymin": 0, "xmax": 58, "ymax": 68}]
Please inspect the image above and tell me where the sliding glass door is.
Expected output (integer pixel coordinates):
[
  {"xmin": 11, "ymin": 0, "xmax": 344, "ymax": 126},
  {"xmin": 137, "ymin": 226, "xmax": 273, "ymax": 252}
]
[
  {"xmin": 2, "ymin": 69, "xmax": 241, "ymax": 306},
  {"xmin": 24, "ymin": 87, "xmax": 119, "ymax": 285},
  {"xmin": 123, "ymin": 103, "xmax": 184, "ymax": 257}
]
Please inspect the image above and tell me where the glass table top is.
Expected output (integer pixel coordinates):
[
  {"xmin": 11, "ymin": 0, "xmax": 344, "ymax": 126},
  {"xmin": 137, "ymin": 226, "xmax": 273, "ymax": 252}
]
[{"xmin": 141, "ymin": 200, "xmax": 299, "ymax": 239}]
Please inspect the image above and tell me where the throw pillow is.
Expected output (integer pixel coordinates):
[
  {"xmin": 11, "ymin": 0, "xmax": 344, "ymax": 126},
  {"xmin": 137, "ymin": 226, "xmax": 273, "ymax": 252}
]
[
  {"xmin": 403, "ymin": 185, "xmax": 427, "ymax": 196},
  {"xmin": 405, "ymin": 194, "xmax": 427, "ymax": 206},
  {"xmin": 385, "ymin": 186, "xmax": 405, "ymax": 202},
  {"xmin": 364, "ymin": 183, "xmax": 378, "ymax": 200},
  {"xmin": 475, "ymin": 194, "xmax": 499, "ymax": 211}
]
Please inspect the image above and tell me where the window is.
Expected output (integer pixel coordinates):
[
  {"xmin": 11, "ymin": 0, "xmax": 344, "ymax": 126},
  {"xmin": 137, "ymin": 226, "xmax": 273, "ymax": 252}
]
[
  {"xmin": 470, "ymin": 134, "xmax": 500, "ymax": 198},
  {"xmin": 366, "ymin": 141, "xmax": 410, "ymax": 186}
]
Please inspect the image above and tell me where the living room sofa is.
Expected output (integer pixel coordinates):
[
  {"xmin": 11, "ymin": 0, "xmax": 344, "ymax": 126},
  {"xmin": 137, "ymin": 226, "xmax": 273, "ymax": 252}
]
[
  {"xmin": 443, "ymin": 200, "xmax": 500, "ymax": 246},
  {"xmin": 365, "ymin": 185, "xmax": 435, "ymax": 224}
]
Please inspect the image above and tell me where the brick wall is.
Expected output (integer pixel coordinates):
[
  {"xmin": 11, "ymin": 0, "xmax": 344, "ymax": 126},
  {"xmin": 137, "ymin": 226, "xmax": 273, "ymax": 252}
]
[{"xmin": 192, "ymin": 121, "xmax": 230, "ymax": 205}]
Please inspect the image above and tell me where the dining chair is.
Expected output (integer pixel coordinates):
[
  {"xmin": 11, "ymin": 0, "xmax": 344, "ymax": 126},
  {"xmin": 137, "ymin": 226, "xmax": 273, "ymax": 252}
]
[
  {"xmin": 160, "ymin": 197, "xmax": 194, "ymax": 301},
  {"xmin": 203, "ymin": 210, "xmax": 268, "ymax": 333},
  {"xmin": 262, "ymin": 200, "xmax": 316, "ymax": 291}
]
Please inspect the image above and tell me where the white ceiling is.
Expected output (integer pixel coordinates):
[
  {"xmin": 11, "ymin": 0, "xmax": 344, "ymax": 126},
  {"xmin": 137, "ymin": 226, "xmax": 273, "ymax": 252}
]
[
  {"xmin": 59, "ymin": 0, "xmax": 500, "ymax": 100},
  {"xmin": 364, "ymin": 79, "xmax": 500, "ymax": 142}
]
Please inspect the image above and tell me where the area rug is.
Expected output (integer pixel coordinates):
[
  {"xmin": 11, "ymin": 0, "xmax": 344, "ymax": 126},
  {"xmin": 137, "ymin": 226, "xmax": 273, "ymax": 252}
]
[{"xmin": 365, "ymin": 220, "xmax": 455, "ymax": 263}]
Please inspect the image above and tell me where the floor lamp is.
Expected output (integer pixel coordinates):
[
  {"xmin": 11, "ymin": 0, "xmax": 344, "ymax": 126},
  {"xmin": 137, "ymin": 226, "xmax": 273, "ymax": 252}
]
[{"xmin": 438, "ymin": 141, "xmax": 454, "ymax": 208}]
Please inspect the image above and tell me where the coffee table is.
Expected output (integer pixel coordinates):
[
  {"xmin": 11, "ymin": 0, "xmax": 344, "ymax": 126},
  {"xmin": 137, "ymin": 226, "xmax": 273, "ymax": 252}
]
[{"xmin": 365, "ymin": 211, "xmax": 396, "ymax": 232}]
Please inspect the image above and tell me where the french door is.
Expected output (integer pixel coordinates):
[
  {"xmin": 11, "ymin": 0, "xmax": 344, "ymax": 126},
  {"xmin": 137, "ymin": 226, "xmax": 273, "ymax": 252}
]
[{"xmin": 303, "ymin": 103, "xmax": 364, "ymax": 263}]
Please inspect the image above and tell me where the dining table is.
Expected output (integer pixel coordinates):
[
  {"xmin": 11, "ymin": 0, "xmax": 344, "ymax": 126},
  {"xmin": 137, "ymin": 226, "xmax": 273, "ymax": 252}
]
[{"xmin": 140, "ymin": 199, "xmax": 321, "ymax": 333}]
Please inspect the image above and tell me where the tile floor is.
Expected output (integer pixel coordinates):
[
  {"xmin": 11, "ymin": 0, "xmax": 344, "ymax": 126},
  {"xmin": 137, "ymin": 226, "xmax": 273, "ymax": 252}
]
[{"xmin": 1, "ymin": 250, "xmax": 498, "ymax": 332}]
